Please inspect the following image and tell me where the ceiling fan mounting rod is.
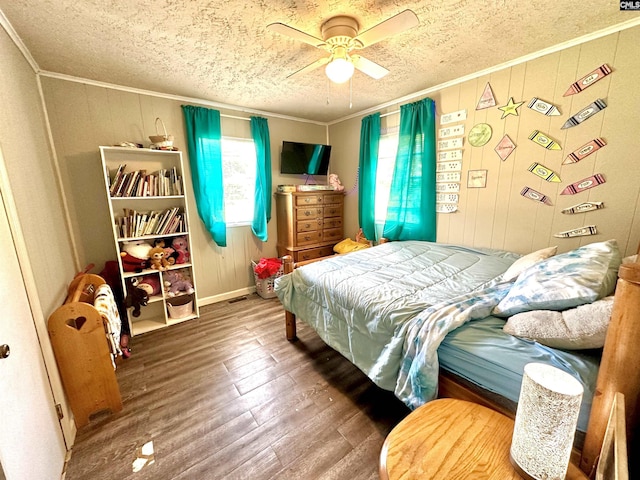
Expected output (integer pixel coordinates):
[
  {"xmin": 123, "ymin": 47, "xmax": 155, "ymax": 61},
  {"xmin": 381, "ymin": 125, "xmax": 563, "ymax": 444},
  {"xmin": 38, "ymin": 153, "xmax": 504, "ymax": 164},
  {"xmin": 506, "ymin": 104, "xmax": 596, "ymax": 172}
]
[{"xmin": 321, "ymin": 15, "xmax": 363, "ymax": 49}]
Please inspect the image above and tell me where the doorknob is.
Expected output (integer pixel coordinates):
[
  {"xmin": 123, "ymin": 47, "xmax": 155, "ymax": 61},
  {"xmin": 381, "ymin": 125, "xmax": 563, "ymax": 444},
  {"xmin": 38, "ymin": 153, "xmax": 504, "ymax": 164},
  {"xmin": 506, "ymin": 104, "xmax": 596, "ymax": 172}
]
[{"xmin": 0, "ymin": 344, "xmax": 10, "ymax": 359}]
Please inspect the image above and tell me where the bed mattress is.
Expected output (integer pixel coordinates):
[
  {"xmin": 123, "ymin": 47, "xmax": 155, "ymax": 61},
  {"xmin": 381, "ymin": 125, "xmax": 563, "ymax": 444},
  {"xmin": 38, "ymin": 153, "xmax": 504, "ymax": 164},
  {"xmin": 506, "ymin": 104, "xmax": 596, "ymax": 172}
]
[{"xmin": 439, "ymin": 316, "xmax": 599, "ymax": 432}]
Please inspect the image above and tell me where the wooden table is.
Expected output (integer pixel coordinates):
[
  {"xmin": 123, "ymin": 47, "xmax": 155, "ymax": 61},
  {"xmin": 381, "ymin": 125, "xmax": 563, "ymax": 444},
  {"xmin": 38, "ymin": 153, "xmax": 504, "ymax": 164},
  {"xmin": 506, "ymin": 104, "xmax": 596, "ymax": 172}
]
[{"xmin": 379, "ymin": 398, "xmax": 589, "ymax": 480}]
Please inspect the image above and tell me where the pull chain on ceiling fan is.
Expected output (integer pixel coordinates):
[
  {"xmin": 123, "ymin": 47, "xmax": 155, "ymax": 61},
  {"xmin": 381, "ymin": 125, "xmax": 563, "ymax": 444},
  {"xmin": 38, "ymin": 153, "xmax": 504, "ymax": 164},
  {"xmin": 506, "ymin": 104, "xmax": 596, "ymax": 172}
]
[{"xmin": 267, "ymin": 9, "xmax": 419, "ymax": 84}]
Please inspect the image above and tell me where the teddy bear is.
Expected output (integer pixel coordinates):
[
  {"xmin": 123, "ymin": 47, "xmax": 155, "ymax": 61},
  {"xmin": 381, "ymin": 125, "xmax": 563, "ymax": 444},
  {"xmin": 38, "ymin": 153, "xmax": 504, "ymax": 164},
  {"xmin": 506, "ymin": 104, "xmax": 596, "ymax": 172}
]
[
  {"xmin": 328, "ymin": 173, "xmax": 345, "ymax": 191},
  {"xmin": 171, "ymin": 236, "xmax": 190, "ymax": 264},
  {"xmin": 163, "ymin": 270, "xmax": 195, "ymax": 297},
  {"xmin": 147, "ymin": 246, "xmax": 170, "ymax": 271},
  {"xmin": 124, "ymin": 277, "xmax": 149, "ymax": 317}
]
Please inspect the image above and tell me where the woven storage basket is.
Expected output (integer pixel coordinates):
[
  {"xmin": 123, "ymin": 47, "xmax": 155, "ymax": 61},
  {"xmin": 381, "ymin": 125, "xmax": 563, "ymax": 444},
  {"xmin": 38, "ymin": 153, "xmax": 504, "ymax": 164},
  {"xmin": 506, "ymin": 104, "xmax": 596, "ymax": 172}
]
[
  {"xmin": 252, "ymin": 261, "xmax": 284, "ymax": 299},
  {"xmin": 166, "ymin": 294, "xmax": 193, "ymax": 319},
  {"xmin": 149, "ymin": 117, "xmax": 174, "ymax": 148}
]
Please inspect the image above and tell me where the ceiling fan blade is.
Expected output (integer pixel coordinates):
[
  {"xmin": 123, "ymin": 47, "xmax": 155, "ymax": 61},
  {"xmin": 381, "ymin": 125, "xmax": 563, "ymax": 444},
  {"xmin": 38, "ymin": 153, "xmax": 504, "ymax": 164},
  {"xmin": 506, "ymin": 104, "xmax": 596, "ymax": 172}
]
[
  {"xmin": 267, "ymin": 23, "xmax": 326, "ymax": 49},
  {"xmin": 351, "ymin": 55, "xmax": 389, "ymax": 80},
  {"xmin": 287, "ymin": 57, "xmax": 331, "ymax": 78},
  {"xmin": 354, "ymin": 9, "xmax": 419, "ymax": 48}
]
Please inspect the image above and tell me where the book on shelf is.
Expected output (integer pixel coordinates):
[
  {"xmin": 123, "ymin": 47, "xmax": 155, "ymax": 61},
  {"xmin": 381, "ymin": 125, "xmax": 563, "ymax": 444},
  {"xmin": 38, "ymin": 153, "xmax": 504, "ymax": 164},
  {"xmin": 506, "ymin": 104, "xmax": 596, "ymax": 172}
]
[
  {"xmin": 115, "ymin": 207, "xmax": 184, "ymax": 238},
  {"xmin": 109, "ymin": 164, "xmax": 127, "ymax": 196},
  {"xmin": 109, "ymin": 165, "xmax": 183, "ymax": 197}
]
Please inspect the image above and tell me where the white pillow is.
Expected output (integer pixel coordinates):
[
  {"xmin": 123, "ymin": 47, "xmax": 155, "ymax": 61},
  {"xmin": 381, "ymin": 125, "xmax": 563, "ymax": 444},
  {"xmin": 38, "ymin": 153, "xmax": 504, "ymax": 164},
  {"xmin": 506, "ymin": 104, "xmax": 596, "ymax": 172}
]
[
  {"xmin": 503, "ymin": 296, "xmax": 615, "ymax": 349},
  {"xmin": 502, "ymin": 246, "xmax": 558, "ymax": 282}
]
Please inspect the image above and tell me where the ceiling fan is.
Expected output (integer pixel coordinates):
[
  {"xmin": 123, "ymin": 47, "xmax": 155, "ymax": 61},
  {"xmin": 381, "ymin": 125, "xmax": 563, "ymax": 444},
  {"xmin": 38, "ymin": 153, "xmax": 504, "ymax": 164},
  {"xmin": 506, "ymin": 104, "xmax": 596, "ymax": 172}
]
[{"xmin": 267, "ymin": 9, "xmax": 419, "ymax": 84}]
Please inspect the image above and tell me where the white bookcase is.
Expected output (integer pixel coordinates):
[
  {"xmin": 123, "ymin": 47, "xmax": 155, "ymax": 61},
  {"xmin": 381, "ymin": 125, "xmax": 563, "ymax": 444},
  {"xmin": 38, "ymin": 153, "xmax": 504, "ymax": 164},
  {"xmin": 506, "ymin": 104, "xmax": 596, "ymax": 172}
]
[{"xmin": 100, "ymin": 146, "xmax": 199, "ymax": 336}]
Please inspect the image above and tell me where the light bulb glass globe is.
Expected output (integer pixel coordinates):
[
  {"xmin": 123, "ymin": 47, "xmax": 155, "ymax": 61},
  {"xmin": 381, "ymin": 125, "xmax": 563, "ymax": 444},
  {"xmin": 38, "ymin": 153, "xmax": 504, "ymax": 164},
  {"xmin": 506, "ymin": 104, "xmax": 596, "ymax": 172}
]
[{"xmin": 325, "ymin": 58, "xmax": 354, "ymax": 84}]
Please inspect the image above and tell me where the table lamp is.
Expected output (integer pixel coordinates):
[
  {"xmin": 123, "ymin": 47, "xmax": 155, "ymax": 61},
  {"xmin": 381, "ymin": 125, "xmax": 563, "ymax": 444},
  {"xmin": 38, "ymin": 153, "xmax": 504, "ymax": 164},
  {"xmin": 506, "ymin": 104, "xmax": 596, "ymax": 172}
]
[{"xmin": 510, "ymin": 362, "xmax": 584, "ymax": 479}]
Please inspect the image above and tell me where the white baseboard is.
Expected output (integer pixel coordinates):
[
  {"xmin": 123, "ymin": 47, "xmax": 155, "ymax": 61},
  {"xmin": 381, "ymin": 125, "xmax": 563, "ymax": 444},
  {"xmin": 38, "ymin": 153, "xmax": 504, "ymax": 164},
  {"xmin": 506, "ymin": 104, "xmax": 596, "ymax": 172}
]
[{"xmin": 197, "ymin": 286, "xmax": 257, "ymax": 306}]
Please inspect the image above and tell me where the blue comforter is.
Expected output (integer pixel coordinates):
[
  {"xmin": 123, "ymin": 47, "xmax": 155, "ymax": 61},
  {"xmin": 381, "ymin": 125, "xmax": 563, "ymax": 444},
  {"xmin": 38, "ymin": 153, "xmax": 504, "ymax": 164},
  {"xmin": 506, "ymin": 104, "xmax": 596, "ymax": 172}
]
[{"xmin": 274, "ymin": 240, "xmax": 519, "ymax": 408}]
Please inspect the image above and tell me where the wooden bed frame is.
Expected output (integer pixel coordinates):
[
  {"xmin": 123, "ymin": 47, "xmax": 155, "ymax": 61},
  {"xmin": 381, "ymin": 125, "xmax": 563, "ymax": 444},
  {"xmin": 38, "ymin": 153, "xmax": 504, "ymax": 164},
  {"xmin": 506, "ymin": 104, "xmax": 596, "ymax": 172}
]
[{"xmin": 281, "ymin": 251, "xmax": 640, "ymax": 477}]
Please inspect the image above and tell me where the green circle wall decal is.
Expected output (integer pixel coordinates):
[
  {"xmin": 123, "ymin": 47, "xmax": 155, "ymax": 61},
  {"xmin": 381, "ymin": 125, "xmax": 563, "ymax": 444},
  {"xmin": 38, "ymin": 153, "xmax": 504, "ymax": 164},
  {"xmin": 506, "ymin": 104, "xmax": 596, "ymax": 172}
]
[{"xmin": 468, "ymin": 123, "xmax": 493, "ymax": 147}]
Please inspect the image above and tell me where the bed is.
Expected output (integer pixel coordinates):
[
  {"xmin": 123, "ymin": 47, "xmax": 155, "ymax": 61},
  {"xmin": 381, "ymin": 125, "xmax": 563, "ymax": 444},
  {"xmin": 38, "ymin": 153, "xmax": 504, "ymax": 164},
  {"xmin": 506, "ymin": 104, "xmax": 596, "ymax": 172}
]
[{"xmin": 274, "ymin": 239, "xmax": 640, "ymax": 476}]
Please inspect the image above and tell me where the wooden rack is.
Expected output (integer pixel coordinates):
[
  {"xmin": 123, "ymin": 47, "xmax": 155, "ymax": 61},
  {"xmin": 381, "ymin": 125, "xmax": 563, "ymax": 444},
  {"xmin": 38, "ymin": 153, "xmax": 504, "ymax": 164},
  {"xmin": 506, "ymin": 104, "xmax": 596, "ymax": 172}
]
[{"xmin": 48, "ymin": 274, "xmax": 122, "ymax": 428}]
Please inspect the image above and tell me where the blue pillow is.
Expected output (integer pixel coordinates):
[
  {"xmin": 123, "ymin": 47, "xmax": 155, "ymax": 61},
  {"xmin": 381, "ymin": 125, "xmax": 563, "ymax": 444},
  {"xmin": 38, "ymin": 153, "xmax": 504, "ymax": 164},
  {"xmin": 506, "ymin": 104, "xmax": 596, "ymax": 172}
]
[{"xmin": 493, "ymin": 240, "xmax": 621, "ymax": 317}]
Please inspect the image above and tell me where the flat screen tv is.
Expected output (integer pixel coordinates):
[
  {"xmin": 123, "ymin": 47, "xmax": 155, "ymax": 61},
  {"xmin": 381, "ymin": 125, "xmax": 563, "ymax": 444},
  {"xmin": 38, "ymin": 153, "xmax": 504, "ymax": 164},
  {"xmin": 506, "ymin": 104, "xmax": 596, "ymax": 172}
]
[{"xmin": 280, "ymin": 141, "xmax": 332, "ymax": 175}]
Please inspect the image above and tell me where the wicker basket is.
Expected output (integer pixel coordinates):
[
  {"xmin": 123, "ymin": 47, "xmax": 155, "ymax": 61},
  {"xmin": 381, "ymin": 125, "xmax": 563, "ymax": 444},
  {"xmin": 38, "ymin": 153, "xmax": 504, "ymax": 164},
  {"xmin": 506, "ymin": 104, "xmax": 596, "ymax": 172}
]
[
  {"xmin": 166, "ymin": 294, "xmax": 193, "ymax": 319},
  {"xmin": 252, "ymin": 260, "xmax": 284, "ymax": 299},
  {"xmin": 149, "ymin": 117, "xmax": 174, "ymax": 148}
]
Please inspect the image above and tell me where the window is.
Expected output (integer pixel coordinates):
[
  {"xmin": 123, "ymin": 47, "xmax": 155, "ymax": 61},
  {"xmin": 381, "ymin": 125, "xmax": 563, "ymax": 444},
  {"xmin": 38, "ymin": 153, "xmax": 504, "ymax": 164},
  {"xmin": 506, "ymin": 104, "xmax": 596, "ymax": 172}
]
[
  {"xmin": 374, "ymin": 133, "xmax": 399, "ymax": 223},
  {"xmin": 221, "ymin": 137, "xmax": 257, "ymax": 225}
]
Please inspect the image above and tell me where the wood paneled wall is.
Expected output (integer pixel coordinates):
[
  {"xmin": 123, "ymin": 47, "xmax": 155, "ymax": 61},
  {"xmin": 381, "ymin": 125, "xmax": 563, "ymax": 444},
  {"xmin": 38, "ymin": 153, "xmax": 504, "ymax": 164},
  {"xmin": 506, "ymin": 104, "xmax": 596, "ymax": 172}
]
[{"xmin": 330, "ymin": 25, "xmax": 640, "ymax": 257}]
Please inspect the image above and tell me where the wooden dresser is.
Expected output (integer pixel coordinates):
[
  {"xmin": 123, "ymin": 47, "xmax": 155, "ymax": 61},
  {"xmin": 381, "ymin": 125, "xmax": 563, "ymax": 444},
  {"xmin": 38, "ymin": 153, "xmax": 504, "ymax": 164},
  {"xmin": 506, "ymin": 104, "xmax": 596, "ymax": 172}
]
[{"xmin": 275, "ymin": 191, "xmax": 344, "ymax": 262}]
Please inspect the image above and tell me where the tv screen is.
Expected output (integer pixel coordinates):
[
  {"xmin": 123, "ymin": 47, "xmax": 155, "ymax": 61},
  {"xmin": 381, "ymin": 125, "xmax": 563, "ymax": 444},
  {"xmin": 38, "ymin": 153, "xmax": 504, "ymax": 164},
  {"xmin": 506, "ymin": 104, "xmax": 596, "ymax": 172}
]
[{"xmin": 280, "ymin": 141, "xmax": 332, "ymax": 175}]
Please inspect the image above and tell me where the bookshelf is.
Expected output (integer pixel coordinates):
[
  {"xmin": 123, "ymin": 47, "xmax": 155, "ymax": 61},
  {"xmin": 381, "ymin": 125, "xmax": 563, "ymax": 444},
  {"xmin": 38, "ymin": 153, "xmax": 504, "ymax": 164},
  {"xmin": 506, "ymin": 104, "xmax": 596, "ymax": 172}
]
[{"xmin": 100, "ymin": 146, "xmax": 199, "ymax": 336}]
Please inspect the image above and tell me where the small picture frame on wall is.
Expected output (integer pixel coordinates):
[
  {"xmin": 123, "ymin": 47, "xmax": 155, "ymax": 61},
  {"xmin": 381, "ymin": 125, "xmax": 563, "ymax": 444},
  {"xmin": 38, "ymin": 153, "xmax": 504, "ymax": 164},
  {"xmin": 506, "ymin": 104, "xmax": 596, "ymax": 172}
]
[{"xmin": 467, "ymin": 170, "xmax": 488, "ymax": 188}]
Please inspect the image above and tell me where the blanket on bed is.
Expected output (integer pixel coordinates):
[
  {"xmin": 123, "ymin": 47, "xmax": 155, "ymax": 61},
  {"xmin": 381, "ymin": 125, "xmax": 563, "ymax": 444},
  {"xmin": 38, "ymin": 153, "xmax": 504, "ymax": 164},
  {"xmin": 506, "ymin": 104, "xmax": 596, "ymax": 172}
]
[{"xmin": 275, "ymin": 241, "xmax": 518, "ymax": 408}]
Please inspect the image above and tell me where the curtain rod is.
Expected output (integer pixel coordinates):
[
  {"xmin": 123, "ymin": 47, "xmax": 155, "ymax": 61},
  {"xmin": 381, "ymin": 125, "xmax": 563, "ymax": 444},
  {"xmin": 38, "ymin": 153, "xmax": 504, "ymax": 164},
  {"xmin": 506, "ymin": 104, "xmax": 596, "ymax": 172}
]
[
  {"xmin": 380, "ymin": 110, "xmax": 399, "ymax": 118},
  {"xmin": 222, "ymin": 114, "xmax": 251, "ymax": 121}
]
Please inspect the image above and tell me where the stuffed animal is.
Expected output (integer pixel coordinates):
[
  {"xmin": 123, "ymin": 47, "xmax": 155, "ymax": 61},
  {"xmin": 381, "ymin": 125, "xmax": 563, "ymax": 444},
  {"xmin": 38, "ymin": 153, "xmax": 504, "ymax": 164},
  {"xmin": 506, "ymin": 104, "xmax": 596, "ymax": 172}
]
[
  {"xmin": 124, "ymin": 277, "xmax": 149, "ymax": 317},
  {"xmin": 120, "ymin": 240, "xmax": 153, "ymax": 272},
  {"xmin": 171, "ymin": 236, "xmax": 190, "ymax": 264},
  {"xmin": 147, "ymin": 246, "xmax": 170, "ymax": 271},
  {"xmin": 163, "ymin": 270, "xmax": 195, "ymax": 297},
  {"xmin": 136, "ymin": 274, "xmax": 162, "ymax": 296},
  {"xmin": 154, "ymin": 238, "xmax": 176, "ymax": 265},
  {"xmin": 329, "ymin": 173, "xmax": 345, "ymax": 191}
]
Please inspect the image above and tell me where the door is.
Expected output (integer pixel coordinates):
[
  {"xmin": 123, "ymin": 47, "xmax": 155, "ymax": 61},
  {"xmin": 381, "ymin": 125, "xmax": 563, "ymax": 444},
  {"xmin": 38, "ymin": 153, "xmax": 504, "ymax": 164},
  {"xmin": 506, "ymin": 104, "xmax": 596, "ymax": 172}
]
[{"xmin": 0, "ymin": 188, "xmax": 66, "ymax": 478}]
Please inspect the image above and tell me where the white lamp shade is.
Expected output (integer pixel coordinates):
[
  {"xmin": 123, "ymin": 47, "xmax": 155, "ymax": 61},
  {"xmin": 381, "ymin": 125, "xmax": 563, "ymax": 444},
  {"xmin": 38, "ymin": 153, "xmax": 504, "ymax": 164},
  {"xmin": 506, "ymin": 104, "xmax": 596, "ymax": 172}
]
[
  {"xmin": 325, "ymin": 57, "xmax": 354, "ymax": 84},
  {"xmin": 510, "ymin": 363, "xmax": 584, "ymax": 480}
]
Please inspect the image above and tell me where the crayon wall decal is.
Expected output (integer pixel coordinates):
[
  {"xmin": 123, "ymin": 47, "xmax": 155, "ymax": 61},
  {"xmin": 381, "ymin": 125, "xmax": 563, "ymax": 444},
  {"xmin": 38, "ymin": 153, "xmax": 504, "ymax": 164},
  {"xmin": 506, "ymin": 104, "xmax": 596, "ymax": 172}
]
[
  {"xmin": 520, "ymin": 187, "xmax": 552, "ymax": 205},
  {"xmin": 564, "ymin": 64, "xmax": 612, "ymax": 96},
  {"xmin": 528, "ymin": 130, "xmax": 562, "ymax": 150},
  {"xmin": 528, "ymin": 162, "xmax": 561, "ymax": 182},
  {"xmin": 561, "ymin": 99, "xmax": 607, "ymax": 129},
  {"xmin": 563, "ymin": 138, "xmax": 607, "ymax": 165},
  {"xmin": 560, "ymin": 174, "xmax": 606, "ymax": 195},
  {"xmin": 554, "ymin": 225, "xmax": 598, "ymax": 238},
  {"xmin": 561, "ymin": 202, "xmax": 604, "ymax": 214},
  {"xmin": 527, "ymin": 97, "xmax": 561, "ymax": 116}
]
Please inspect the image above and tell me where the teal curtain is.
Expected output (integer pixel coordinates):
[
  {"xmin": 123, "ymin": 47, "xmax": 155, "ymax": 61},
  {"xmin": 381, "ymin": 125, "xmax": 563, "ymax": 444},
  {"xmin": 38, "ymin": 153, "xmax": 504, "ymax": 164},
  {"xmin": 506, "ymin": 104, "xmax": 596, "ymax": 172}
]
[
  {"xmin": 358, "ymin": 112, "xmax": 381, "ymax": 241},
  {"xmin": 181, "ymin": 105, "xmax": 227, "ymax": 247},
  {"xmin": 382, "ymin": 98, "xmax": 437, "ymax": 241},
  {"xmin": 250, "ymin": 116, "xmax": 272, "ymax": 241}
]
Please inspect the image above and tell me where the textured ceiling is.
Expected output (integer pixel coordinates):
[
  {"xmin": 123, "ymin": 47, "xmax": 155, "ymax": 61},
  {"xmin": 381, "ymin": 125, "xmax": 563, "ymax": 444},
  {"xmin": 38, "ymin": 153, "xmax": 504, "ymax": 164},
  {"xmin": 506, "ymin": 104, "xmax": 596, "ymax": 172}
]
[{"xmin": 1, "ymin": 1, "xmax": 638, "ymax": 122}]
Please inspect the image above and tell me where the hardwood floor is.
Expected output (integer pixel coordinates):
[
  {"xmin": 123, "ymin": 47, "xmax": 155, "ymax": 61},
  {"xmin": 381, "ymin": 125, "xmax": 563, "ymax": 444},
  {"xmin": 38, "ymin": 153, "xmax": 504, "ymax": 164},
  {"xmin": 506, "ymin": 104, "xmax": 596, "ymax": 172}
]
[{"xmin": 63, "ymin": 295, "xmax": 410, "ymax": 480}]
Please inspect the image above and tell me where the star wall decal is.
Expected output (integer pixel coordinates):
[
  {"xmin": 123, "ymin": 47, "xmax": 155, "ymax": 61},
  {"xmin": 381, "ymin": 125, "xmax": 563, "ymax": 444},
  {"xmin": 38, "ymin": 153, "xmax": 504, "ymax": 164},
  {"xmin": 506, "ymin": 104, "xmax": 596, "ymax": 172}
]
[{"xmin": 498, "ymin": 97, "xmax": 525, "ymax": 119}]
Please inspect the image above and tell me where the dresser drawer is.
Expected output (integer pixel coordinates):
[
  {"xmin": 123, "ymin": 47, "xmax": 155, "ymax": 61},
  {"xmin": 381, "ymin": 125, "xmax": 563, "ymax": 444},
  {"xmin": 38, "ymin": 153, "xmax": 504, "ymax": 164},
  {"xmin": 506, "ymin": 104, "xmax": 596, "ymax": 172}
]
[
  {"xmin": 296, "ymin": 230, "xmax": 323, "ymax": 245},
  {"xmin": 296, "ymin": 207, "xmax": 323, "ymax": 219},
  {"xmin": 296, "ymin": 219, "xmax": 322, "ymax": 232},
  {"xmin": 295, "ymin": 195, "xmax": 323, "ymax": 206},
  {"xmin": 323, "ymin": 194, "xmax": 344, "ymax": 205},
  {"xmin": 323, "ymin": 228, "xmax": 343, "ymax": 242},
  {"xmin": 295, "ymin": 245, "xmax": 335, "ymax": 262},
  {"xmin": 324, "ymin": 205, "xmax": 342, "ymax": 220}
]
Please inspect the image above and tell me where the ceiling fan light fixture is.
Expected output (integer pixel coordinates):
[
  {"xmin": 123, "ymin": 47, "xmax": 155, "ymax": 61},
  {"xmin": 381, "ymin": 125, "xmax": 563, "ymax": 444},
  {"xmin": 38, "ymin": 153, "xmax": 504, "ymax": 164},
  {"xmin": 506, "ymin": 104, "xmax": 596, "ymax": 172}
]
[{"xmin": 325, "ymin": 57, "xmax": 354, "ymax": 84}]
